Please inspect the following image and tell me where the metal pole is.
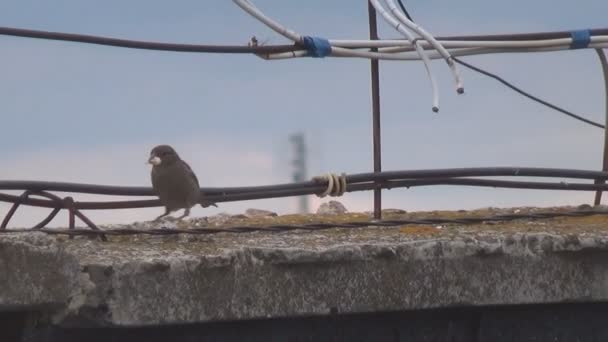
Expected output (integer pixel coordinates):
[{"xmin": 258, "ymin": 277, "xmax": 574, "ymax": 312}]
[
  {"xmin": 368, "ymin": 2, "xmax": 382, "ymax": 220},
  {"xmin": 594, "ymin": 48, "xmax": 608, "ymax": 206}
]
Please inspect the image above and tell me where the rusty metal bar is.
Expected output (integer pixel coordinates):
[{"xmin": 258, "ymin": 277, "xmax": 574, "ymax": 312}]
[
  {"xmin": 0, "ymin": 191, "xmax": 30, "ymax": 229},
  {"xmin": 0, "ymin": 190, "xmax": 106, "ymax": 240},
  {"xmin": 1, "ymin": 190, "xmax": 65, "ymax": 229},
  {"xmin": 368, "ymin": 1, "xmax": 383, "ymax": 220},
  {"xmin": 594, "ymin": 48, "xmax": 608, "ymax": 205},
  {"xmin": 64, "ymin": 196, "xmax": 76, "ymax": 240},
  {"xmin": 73, "ymin": 210, "xmax": 107, "ymax": 242},
  {"xmin": 33, "ymin": 208, "xmax": 61, "ymax": 230}
]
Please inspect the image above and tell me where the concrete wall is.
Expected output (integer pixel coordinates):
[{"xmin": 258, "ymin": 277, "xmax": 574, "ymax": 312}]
[{"xmin": 2, "ymin": 220, "xmax": 608, "ymax": 341}]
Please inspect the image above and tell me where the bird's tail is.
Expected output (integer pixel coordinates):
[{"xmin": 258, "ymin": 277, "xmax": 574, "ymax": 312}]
[{"xmin": 199, "ymin": 199, "xmax": 218, "ymax": 208}]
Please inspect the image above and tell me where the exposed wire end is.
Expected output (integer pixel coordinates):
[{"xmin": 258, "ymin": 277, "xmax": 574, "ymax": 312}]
[
  {"xmin": 395, "ymin": 0, "xmax": 601, "ymax": 127},
  {"xmin": 448, "ymin": 57, "xmax": 466, "ymax": 94},
  {"xmin": 385, "ymin": 0, "xmax": 464, "ymax": 95},
  {"xmin": 370, "ymin": 0, "xmax": 440, "ymax": 114}
]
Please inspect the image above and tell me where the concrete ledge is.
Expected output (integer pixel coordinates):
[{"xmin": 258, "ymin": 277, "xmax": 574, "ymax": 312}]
[
  {"xmin": 2, "ymin": 213, "xmax": 608, "ymax": 327},
  {"xmin": 0, "ymin": 234, "xmax": 80, "ymax": 311}
]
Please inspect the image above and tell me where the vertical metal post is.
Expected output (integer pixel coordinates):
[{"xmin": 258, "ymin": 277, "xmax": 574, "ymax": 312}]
[
  {"xmin": 290, "ymin": 132, "xmax": 309, "ymax": 213},
  {"xmin": 594, "ymin": 48, "xmax": 608, "ymax": 206},
  {"xmin": 368, "ymin": 2, "xmax": 382, "ymax": 220}
]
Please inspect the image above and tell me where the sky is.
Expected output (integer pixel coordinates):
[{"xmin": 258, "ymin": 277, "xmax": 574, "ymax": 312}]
[{"xmin": 1, "ymin": 0, "xmax": 608, "ymax": 227}]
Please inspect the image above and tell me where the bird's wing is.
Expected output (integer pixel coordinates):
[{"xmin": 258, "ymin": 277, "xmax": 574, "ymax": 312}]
[{"xmin": 181, "ymin": 160, "xmax": 200, "ymax": 188}]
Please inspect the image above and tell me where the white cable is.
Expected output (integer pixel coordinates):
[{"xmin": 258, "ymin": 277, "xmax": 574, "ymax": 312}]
[
  {"xmin": 255, "ymin": 50, "xmax": 310, "ymax": 60},
  {"xmin": 233, "ymin": 1, "xmax": 396, "ymax": 59},
  {"xmin": 261, "ymin": 42, "xmax": 608, "ymax": 61},
  {"xmin": 234, "ymin": 0, "xmax": 608, "ymax": 110},
  {"xmin": 234, "ymin": 0, "xmax": 303, "ymax": 42},
  {"xmin": 378, "ymin": 36, "xmax": 608, "ymax": 53},
  {"xmin": 234, "ymin": 0, "xmax": 608, "ymax": 57},
  {"xmin": 234, "ymin": 0, "xmax": 608, "ymax": 59},
  {"xmin": 369, "ymin": 0, "xmax": 440, "ymax": 112},
  {"xmin": 384, "ymin": 0, "xmax": 464, "ymax": 94},
  {"xmin": 385, "ymin": 42, "xmax": 608, "ymax": 60},
  {"xmin": 233, "ymin": 0, "xmax": 430, "ymax": 61},
  {"xmin": 235, "ymin": 0, "xmax": 441, "ymax": 111},
  {"xmin": 329, "ymin": 35, "xmax": 608, "ymax": 50},
  {"xmin": 330, "ymin": 39, "xmax": 418, "ymax": 49},
  {"xmin": 312, "ymin": 173, "xmax": 347, "ymax": 198}
]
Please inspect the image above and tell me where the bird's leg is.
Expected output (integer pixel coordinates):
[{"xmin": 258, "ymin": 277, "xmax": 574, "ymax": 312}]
[
  {"xmin": 176, "ymin": 208, "xmax": 191, "ymax": 221},
  {"xmin": 154, "ymin": 207, "xmax": 171, "ymax": 222}
]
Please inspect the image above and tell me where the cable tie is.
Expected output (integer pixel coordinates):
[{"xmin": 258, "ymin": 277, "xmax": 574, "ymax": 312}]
[
  {"xmin": 302, "ymin": 36, "xmax": 332, "ymax": 58},
  {"xmin": 570, "ymin": 29, "xmax": 591, "ymax": 49}
]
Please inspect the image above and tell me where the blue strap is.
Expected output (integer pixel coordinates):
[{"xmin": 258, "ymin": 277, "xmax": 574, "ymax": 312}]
[
  {"xmin": 302, "ymin": 36, "xmax": 332, "ymax": 58},
  {"xmin": 570, "ymin": 29, "xmax": 591, "ymax": 49}
]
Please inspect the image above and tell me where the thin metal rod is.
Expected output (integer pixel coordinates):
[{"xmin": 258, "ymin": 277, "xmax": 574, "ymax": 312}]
[
  {"xmin": 33, "ymin": 208, "xmax": 61, "ymax": 229},
  {"xmin": 73, "ymin": 210, "xmax": 107, "ymax": 242},
  {"xmin": 368, "ymin": 2, "xmax": 382, "ymax": 220},
  {"xmin": 0, "ymin": 191, "xmax": 29, "ymax": 229},
  {"xmin": 594, "ymin": 48, "xmax": 608, "ymax": 205}
]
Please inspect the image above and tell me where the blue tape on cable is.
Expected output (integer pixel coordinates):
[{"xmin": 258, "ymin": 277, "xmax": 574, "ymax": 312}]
[
  {"xmin": 302, "ymin": 36, "xmax": 332, "ymax": 58},
  {"xmin": 570, "ymin": 29, "xmax": 591, "ymax": 49}
]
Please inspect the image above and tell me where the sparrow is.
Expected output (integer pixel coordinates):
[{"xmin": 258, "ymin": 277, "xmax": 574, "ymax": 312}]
[{"xmin": 147, "ymin": 145, "xmax": 216, "ymax": 221}]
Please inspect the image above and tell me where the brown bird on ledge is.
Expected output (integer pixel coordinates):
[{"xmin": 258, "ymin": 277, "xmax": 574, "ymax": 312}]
[{"xmin": 148, "ymin": 145, "xmax": 216, "ymax": 221}]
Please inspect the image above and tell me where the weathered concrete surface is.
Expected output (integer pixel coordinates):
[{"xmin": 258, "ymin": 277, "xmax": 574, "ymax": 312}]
[
  {"xmin": 3, "ymin": 210, "xmax": 608, "ymax": 327},
  {"xmin": 0, "ymin": 234, "xmax": 80, "ymax": 311}
]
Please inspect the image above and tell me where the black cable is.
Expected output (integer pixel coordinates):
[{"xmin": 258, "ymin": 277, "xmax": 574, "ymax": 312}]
[
  {"xmin": 1, "ymin": 166, "xmax": 608, "ymax": 196},
  {"xmin": 393, "ymin": 2, "xmax": 605, "ymax": 129},
  {"xmin": 0, "ymin": 25, "xmax": 603, "ymax": 128},
  {"xmin": 2, "ymin": 24, "xmax": 608, "ymax": 49},
  {"xmin": 453, "ymin": 57, "xmax": 605, "ymax": 129},
  {"xmin": 0, "ymin": 26, "xmax": 301, "ymax": 54},
  {"xmin": 396, "ymin": 0, "xmax": 414, "ymax": 21},
  {"xmin": 2, "ymin": 167, "xmax": 608, "ymax": 211}
]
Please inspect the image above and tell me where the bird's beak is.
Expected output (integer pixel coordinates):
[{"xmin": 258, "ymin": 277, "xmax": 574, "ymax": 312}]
[{"xmin": 148, "ymin": 156, "xmax": 162, "ymax": 166}]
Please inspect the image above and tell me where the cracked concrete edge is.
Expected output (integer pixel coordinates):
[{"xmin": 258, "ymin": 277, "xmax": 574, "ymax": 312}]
[
  {"xmin": 3, "ymin": 231, "xmax": 608, "ymax": 327},
  {"xmin": 59, "ymin": 232, "xmax": 608, "ymax": 326}
]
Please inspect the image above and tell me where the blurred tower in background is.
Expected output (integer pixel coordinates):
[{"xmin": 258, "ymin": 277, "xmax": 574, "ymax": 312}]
[{"xmin": 289, "ymin": 133, "xmax": 309, "ymax": 213}]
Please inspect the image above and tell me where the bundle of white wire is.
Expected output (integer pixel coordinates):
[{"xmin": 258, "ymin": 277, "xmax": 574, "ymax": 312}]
[
  {"xmin": 233, "ymin": 0, "xmax": 608, "ymax": 112},
  {"xmin": 263, "ymin": 37, "xmax": 608, "ymax": 60}
]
